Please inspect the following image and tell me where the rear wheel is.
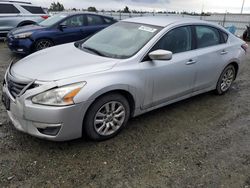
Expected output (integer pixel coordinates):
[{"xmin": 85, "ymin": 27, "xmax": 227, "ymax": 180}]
[
  {"xmin": 83, "ymin": 93, "xmax": 130, "ymax": 141},
  {"xmin": 35, "ymin": 39, "xmax": 53, "ymax": 51},
  {"xmin": 215, "ymin": 65, "xmax": 236, "ymax": 95}
]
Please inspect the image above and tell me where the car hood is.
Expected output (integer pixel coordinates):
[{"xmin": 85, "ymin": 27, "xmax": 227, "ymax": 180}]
[
  {"xmin": 10, "ymin": 25, "xmax": 46, "ymax": 35},
  {"xmin": 10, "ymin": 43, "xmax": 117, "ymax": 81}
]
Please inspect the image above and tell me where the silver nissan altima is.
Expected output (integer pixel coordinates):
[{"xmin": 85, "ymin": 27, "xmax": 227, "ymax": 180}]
[{"xmin": 2, "ymin": 16, "xmax": 247, "ymax": 141}]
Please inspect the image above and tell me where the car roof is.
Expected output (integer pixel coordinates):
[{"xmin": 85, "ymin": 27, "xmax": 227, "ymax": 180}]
[
  {"xmin": 56, "ymin": 12, "xmax": 114, "ymax": 19},
  {"xmin": 122, "ymin": 16, "xmax": 214, "ymax": 28},
  {"xmin": 0, "ymin": 1, "xmax": 39, "ymax": 7}
]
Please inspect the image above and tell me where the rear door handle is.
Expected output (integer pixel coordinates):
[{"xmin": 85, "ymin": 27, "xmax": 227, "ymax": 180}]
[
  {"xmin": 186, "ymin": 59, "xmax": 196, "ymax": 65},
  {"xmin": 221, "ymin": 50, "xmax": 228, "ymax": 55}
]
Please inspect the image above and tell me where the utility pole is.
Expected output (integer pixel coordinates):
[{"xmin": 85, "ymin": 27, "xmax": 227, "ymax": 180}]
[
  {"xmin": 241, "ymin": 0, "xmax": 245, "ymax": 14},
  {"xmin": 200, "ymin": 0, "xmax": 205, "ymax": 20},
  {"xmin": 201, "ymin": 0, "xmax": 205, "ymax": 13}
]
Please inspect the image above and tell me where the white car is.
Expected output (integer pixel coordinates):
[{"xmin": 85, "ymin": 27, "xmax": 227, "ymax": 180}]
[
  {"xmin": 0, "ymin": 0, "xmax": 48, "ymax": 37},
  {"xmin": 2, "ymin": 16, "xmax": 247, "ymax": 141}
]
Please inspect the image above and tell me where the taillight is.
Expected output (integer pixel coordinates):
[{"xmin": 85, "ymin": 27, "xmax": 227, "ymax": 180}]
[
  {"xmin": 241, "ymin": 43, "xmax": 248, "ymax": 52},
  {"xmin": 41, "ymin": 15, "xmax": 49, "ymax": 19}
]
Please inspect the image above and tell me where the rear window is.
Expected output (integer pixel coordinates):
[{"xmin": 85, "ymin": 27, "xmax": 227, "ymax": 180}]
[
  {"xmin": 0, "ymin": 4, "xmax": 20, "ymax": 14},
  {"xmin": 87, "ymin": 15, "xmax": 104, "ymax": 26},
  {"xmin": 21, "ymin": 5, "xmax": 45, "ymax": 14}
]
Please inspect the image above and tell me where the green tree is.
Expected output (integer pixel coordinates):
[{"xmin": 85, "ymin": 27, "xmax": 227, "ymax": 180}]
[
  {"xmin": 123, "ymin": 6, "xmax": 130, "ymax": 13},
  {"xmin": 49, "ymin": 2, "xmax": 65, "ymax": 11},
  {"xmin": 87, "ymin": 6, "xmax": 97, "ymax": 12}
]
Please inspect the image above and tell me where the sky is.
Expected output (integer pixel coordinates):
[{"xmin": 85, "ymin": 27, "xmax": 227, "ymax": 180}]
[{"xmin": 28, "ymin": 0, "xmax": 250, "ymax": 13}]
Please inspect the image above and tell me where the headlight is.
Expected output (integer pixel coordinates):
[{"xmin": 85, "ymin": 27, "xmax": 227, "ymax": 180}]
[
  {"xmin": 32, "ymin": 82, "xmax": 86, "ymax": 106},
  {"xmin": 14, "ymin": 32, "xmax": 33, "ymax": 39}
]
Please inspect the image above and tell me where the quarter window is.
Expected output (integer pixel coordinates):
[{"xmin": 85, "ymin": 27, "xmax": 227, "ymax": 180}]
[
  {"xmin": 195, "ymin": 26, "xmax": 220, "ymax": 48},
  {"xmin": 0, "ymin": 4, "xmax": 20, "ymax": 14},
  {"xmin": 152, "ymin": 26, "xmax": 192, "ymax": 54},
  {"xmin": 87, "ymin": 15, "xmax": 104, "ymax": 26},
  {"xmin": 221, "ymin": 32, "xmax": 229, "ymax": 43}
]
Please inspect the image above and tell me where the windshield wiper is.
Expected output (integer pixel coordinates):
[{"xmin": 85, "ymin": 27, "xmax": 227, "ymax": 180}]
[{"xmin": 82, "ymin": 46, "xmax": 107, "ymax": 57}]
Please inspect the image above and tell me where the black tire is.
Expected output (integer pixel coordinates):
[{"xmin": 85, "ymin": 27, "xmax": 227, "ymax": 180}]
[
  {"xmin": 243, "ymin": 30, "xmax": 248, "ymax": 41},
  {"xmin": 83, "ymin": 93, "xmax": 130, "ymax": 141},
  {"xmin": 34, "ymin": 39, "xmax": 54, "ymax": 52},
  {"xmin": 215, "ymin": 65, "xmax": 236, "ymax": 95}
]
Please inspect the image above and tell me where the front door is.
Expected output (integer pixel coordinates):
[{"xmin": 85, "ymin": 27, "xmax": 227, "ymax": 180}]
[
  {"xmin": 142, "ymin": 26, "xmax": 197, "ymax": 108},
  {"xmin": 55, "ymin": 14, "xmax": 86, "ymax": 44}
]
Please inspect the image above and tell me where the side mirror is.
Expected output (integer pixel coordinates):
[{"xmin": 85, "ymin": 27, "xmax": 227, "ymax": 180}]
[
  {"xmin": 59, "ymin": 24, "xmax": 67, "ymax": 30},
  {"xmin": 148, "ymin": 50, "xmax": 173, "ymax": 61}
]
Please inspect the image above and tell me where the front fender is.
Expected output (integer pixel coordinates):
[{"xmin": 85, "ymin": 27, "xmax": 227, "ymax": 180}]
[{"xmin": 56, "ymin": 70, "xmax": 146, "ymax": 112}]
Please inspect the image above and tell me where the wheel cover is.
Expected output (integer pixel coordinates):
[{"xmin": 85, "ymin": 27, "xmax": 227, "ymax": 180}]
[
  {"xmin": 36, "ymin": 40, "xmax": 52, "ymax": 51},
  {"xmin": 94, "ymin": 101, "xmax": 126, "ymax": 136},
  {"xmin": 220, "ymin": 68, "xmax": 234, "ymax": 92}
]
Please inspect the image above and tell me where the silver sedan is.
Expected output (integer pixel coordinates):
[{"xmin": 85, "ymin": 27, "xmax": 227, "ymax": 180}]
[{"xmin": 2, "ymin": 16, "xmax": 247, "ymax": 141}]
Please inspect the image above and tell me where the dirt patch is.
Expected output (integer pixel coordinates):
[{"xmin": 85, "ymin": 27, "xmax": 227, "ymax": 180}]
[{"xmin": 1, "ymin": 41, "xmax": 250, "ymax": 187}]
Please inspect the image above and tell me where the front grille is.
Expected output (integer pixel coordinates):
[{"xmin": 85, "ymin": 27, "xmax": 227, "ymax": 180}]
[{"xmin": 6, "ymin": 74, "xmax": 36, "ymax": 98}]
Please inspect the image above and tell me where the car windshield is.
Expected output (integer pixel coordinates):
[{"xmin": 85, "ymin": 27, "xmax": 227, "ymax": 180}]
[
  {"xmin": 39, "ymin": 14, "xmax": 68, "ymax": 27},
  {"xmin": 78, "ymin": 22, "xmax": 162, "ymax": 59}
]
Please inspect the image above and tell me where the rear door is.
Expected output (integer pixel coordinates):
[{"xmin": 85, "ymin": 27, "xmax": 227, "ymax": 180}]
[
  {"xmin": 192, "ymin": 25, "xmax": 228, "ymax": 92},
  {"xmin": 142, "ymin": 26, "xmax": 197, "ymax": 108},
  {"xmin": 0, "ymin": 3, "xmax": 20, "ymax": 34}
]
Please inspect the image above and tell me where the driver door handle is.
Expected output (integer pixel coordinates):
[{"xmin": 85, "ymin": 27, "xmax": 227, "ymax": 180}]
[
  {"xmin": 186, "ymin": 59, "xmax": 196, "ymax": 65},
  {"xmin": 221, "ymin": 50, "xmax": 228, "ymax": 55}
]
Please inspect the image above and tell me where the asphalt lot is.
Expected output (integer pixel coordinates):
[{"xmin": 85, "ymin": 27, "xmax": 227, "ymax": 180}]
[{"xmin": 1, "ymin": 41, "xmax": 250, "ymax": 188}]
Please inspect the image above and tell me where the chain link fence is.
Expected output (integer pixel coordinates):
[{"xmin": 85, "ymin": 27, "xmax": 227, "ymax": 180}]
[
  {"xmin": 97, "ymin": 12, "xmax": 250, "ymax": 36},
  {"xmin": 50, "ymin": 11, "xmax": 250, "ymax": 36}
]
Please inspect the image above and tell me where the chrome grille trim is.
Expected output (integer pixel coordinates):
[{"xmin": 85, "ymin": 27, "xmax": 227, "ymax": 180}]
[{"xmin": 6, "ymin": 72, "xmax": 36, "ymax": 98}]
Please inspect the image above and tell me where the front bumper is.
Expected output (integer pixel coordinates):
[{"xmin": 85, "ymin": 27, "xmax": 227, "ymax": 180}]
[
  {"xmin": 2, "ymin": 81, "xmax": 92, "ymax": 141},
  {"xmin": 6, "ymin": 34, "xmax": 33, "ymax": 55}
]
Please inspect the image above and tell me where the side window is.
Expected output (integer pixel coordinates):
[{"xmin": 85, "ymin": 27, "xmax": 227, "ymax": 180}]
[
  {"xmin": 0, "ymin": 4, "xmax": 20, "ymax": 14},
  {"xmin": 195, "ymin": 26, "xmax": 220, "ymax": 48},
  {"xmin": 152, "ymin": 26, "xmax": 192, "ymax": 54},
  {"xmin": 21, "ymin": 6, "xmax": 45, "ymax": 14},
  {"xmin": 87, "ymin": 15, "xmax": 104, "ymax": 26},
  {"xmin": 61, "ymin": 15, "xmax": 84, "ymax": 27}
]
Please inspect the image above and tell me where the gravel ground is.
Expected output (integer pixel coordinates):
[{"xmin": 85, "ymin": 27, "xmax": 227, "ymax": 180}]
[{"xmin": 0, "ymin": 41, "xmax": 250, "ymax": 188}]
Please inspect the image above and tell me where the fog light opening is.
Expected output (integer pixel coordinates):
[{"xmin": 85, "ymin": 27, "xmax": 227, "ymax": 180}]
[
  {"xmin": 17, "ymin": 48, "xmax": 24, "ymax": 52},
  {"xmin": 37, "ymin": 126, "xmax": 61, "ymax": 136}
]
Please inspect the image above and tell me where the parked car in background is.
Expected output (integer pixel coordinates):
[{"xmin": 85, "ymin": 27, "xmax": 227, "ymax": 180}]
[
  {"xmin": 6, "ymin": 12, "xmax": 116, "ymax": 54},
  {"xmin": 0, "ymin": 0, "xmax": 49, "ymax": 37},
  {"xmin": 2, "ymin": 16, "xmax": 247, "ymax": 141},
  {"xmin": 243, "ymin": 24, "xmax": 250, "ymax": 41}
]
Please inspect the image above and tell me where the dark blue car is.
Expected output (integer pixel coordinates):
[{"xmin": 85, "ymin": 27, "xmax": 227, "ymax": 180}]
[{"xmin": 6, "ymin": 13, "xmax": 116, "ymax": 55}]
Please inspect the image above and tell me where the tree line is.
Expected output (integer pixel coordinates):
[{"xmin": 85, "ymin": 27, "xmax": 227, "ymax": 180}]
[{"xmin": 48, "ymin": 2, "xmax": 211, "ymax": 16}]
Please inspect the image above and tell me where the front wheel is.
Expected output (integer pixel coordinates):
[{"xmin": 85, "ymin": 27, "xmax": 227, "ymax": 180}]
[
  {"xmin": 83, "ymin": 93, "xmax": 130, "ymax": 141},
  {"xmin": 34, "ymin": 39, "xmax": 53, "ymax": 52},
  {"xmin": 215, "ymin": 65, "xmax": 236, "ymax": 95}
]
